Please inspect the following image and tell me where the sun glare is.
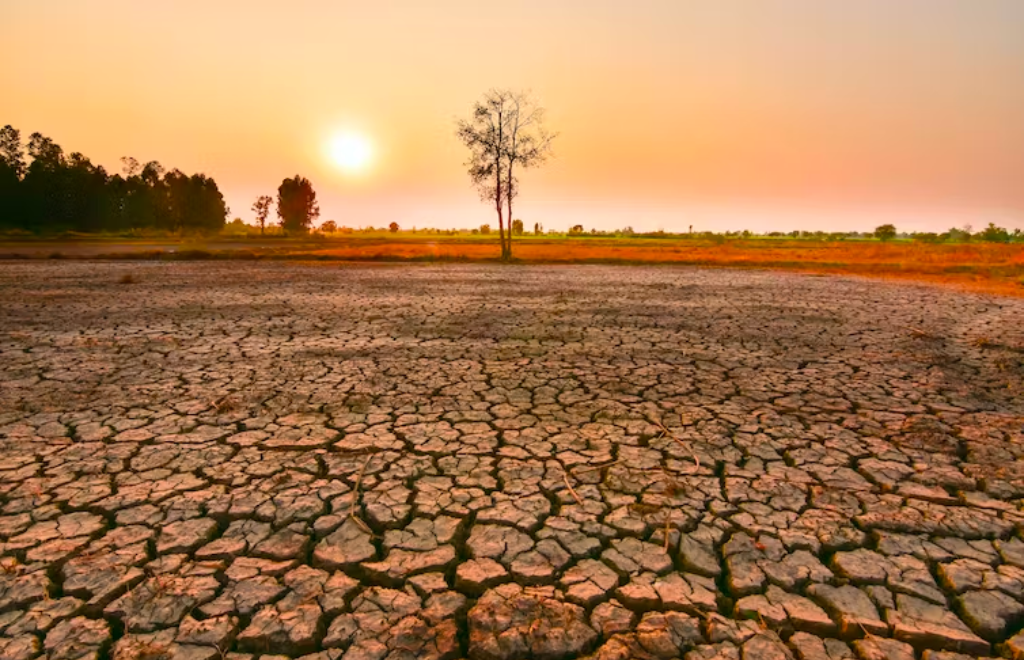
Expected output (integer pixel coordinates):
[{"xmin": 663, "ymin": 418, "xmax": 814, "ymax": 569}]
[{"xmin": 329, "ymin": 133, "xmax": 373, "ymax": 174}]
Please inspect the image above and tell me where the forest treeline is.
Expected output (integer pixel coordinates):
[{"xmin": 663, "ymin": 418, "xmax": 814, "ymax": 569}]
[{"xmin": 0, "ymin": 125, "xmax": 227, "ymax": 234}]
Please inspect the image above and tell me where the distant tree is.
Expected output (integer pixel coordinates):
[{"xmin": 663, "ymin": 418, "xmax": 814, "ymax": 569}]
[
  {"xmin": 569, "ymin": 224, "xmax": 584, "ymax": 235},
  {"xmin": 499, "ymin": 92, "xmax": 555, "ymax": 258},
  {"xmin": 943, "ymin": 227, "xmax": 971, "ymax": 243},
  {"xmin": 457, "ymin": 89, "xmax": 555, "ymax": 260},
  {"xmin": 165, "ymin": 169, "xmax": 228, "ymax": 233},
  {"xmin": 874, "ymin": 224, "xmax": 897, "ymax": 241},
  {"xmin": 0, "ymin": 125, "xmax": 24, "ymax": 229},
  {"xmin": 224, "ymin": 217, "xmax": 248, "ymax": 235},
  {"xmin": 479, "ymin": 224, "xmax": 491, "ymax": 235},
  {"xmin": 0, "ymin": 125, "xmax": 25, "ymax": 178},
  {"xmin": 22, "ymin": 133, "xmax": 69, "ymax": 232},
  {"xmin": 63, "ymin": 152, "xmax": 111, "ymax": 233},
  {"xmin": 321, "ymin": 220, "xmax": 337, "ymax": 233},
  {"xmin": 511, "ymin": 219, "xmax": 524, "ymax": 236},
  {"xmin": 277, "ymin": 175, "xmax": 319, "ymax": 233},
  {"xmin": 389, "ymin": 221, "xmax": 399, "ymax": 233},
  {"xmin": 978, "ymin": 222, "xmax": 1010, "ymax": 243},
  {"xmin": 534, "ymin": 222, "xmax": 542, "ymax": 235},
  {"xmin": 252, "ymin": 195, "xmax": 273, "ymax": 235},
  {"xmin": 120, "ymin": 156, "xmax": 141, "ymax": 178}
]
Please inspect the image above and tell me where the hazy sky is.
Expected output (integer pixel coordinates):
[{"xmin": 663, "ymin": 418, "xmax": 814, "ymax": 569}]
[{"xmin": 3, "ymin": 0, "xmax": 1024, "ymax": 232}]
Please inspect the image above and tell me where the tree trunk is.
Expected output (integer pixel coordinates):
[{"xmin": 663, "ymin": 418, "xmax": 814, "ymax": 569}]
[
  {"xmin": 496, "ymin": 197, "xmax": 505, "ymax": 259},
  {"xmin": 505, "ymin": 171, "xmax": 514, "ymax": 260},
  {"xmin": 494, "ymin": 155, "xmax": 506, "ymax": 260}
]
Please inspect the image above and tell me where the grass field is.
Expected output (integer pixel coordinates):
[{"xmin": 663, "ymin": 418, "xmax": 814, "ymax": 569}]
[{"xmin": 2, "ymin": 234, "xmax": 1023, "ymax": 298}]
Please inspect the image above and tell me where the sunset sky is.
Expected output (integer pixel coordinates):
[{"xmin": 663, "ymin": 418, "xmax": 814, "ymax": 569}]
[{"xmin": 3, "ymin": 0, "xmax": 1023, "ymax": 233}]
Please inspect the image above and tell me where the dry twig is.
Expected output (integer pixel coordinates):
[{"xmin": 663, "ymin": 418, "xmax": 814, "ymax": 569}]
[
  {"xmin": 348, "ymin": 454, "xmax": 374, "ymax": 532},
  {"xmin": 650, "ymin": 418, "xmax": 700, "ymax": 474},
  {"xmin": 562, "ymin": 471, "xmax": 584, "ymax": 506}
]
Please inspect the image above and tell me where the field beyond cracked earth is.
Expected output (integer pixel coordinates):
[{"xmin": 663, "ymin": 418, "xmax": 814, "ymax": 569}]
[{"xmin": 2, "ymin": 262, "xmax": 1024, "ymax": 660}]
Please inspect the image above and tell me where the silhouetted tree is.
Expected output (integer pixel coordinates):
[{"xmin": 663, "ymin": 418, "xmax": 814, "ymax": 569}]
[
  {"xmin": 511, "ymin": 219, "xmax": 524, "ymax": 236},
  {"xmin": 389, "ymin": 221, "xmax": 399, "ymax": 233},
  {"xmin": 320, "ymin": 220, "xmax": 337, "ymax": 233},
  {"xmin": 21, "ymin": 133, "xmax": 70, "ymax": 232},
  {"xmin": 277, "ymin": 175, "xmax": 319, "ymax": 233},
  {"xmin": 458, "ymin": 92, "xmax": 510, "ymax": 257},
  {"xmin": 569, "ymin": 224, "xmax": 584, "ymax": 235},
  {"xmin": 457, "ymin": 90, "xmax": 554, "ymax": 261},
  {"xmin": 874, "ymin": 224, "xmax": 897, "ymax": 241},
  {"xmin": 500, "ymin": 91, "xmax": 554, "ymax": 257},
  {"xmin": 534, "ymin": 222, "xmax": 542, "ymax": 235},
  {"xmin": 252, "ymin": 195, "xmax": 273, "ymax": 235},
  {"xmin": 479, "ymin": 224, "xmax": 491, "ymax": 235},
  {"xmin": 0, "ymin": 125, "xmax": 24, "ymax": 229},
  {"xmin": 166, "ymin": 170, "xmax": 227, "ymax": 233},
  {"xmin": 120, "ymin": 156, "xmax": 141, "ymax": 178}
]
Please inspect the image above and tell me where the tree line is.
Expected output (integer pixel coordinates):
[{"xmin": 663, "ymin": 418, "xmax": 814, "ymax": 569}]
[{"xmin": 0, "ymin": 125, "xmax": 229, "ymax": 234}]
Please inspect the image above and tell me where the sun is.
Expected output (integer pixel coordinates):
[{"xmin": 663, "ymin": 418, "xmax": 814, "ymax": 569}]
[{"xmin": 329, "ymin": 133, "xmax": 373, "ymax": 174}]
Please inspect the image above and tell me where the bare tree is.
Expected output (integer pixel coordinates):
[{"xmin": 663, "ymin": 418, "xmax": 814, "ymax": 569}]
[
  {"xmin": 501, "ymin": 92, "xmax": 554, "ymax": 258},
  {"xmin": 457, "ymin": 91, "xmax": 510, "ymax": 258},
  {"xmin": 252, "ymin": 195, "xmax": 272, "ymax": 235},
  {"xmin": 457, "ymin": 90, "xmax": 555, "ymax": 260}
]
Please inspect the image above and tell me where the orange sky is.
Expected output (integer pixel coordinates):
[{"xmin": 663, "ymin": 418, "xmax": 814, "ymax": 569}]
[{"xmin": 2, "ymin": 0, "xmax": 1023, "ymax": 232}]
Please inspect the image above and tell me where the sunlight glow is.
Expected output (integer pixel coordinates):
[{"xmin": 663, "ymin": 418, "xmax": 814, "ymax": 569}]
[{"xmin": 329, "ymin": 133, "xmax": 373, "ymax": 174}]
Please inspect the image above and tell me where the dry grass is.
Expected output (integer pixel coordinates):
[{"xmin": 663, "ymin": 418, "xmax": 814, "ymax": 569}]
[
  {"xmin": 299, "ymin": 238, "xmax": 1024, "ymax": 298},
  {"xmin": 6, "ymin": 236, "xmax": 1024, "ymax": 297}
]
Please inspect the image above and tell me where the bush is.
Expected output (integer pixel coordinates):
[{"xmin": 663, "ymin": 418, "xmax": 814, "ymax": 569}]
[
  {"xmin": 978, "ymin": 223, "xmax": 1010, "ymax": 243},
  {"xmin": 874, "ymin": 224, "xmax": 897, "ymax": 241}
]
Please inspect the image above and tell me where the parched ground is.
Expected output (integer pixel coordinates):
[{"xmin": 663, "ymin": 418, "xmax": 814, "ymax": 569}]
[{"xmin": 1, "ymin": 262, "xmax": 1023, "ymax": 660}]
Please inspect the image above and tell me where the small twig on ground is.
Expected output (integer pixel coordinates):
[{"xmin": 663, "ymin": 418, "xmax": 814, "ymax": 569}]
[
  {"xmin": 650, "ymin": 418, "xmax": 700, "ymax": 474},
  {"xmin": 210, "ymin": 393, "xmax": 236, "ymax": 413},
  {"xmin": 348, "ymin": 454, "xmax": 373, "ymax": 532},
  {"xmin": 562, "ymin": 471, "xmax": 584, "ymax": 506},
  {"xmin": 900, "ymin": 325, "xmax": 933, "ymax": 339},
  {"xmin": 663, "ymin": 513, "xmax": 672, "ymax": 552}
]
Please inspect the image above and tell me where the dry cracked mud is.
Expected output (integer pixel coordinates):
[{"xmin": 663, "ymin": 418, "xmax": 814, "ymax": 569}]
[{"xmin": 1, "ymin": 261, "xmax": 1024, "ymax": 660}]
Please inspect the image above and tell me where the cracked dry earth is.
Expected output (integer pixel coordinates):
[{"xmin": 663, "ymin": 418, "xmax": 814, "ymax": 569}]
[{"xmin": 1, "ymin": 262, "xmax": 1023, "ymax": 660}]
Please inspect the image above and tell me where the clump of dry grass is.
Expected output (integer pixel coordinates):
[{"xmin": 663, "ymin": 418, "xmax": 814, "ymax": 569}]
[{"xmin": 118, "ymin": 273, "xmax": 136, "ymax": 284}]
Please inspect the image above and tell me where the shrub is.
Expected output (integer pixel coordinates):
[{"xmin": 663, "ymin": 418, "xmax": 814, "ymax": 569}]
[
  {"xmin": 874, "ymin": 224, "xmax": 897, "ymax": 241},
  {"xmin": 978, "ymin": 222, "xmax": 1010, "ymax": 243}
]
